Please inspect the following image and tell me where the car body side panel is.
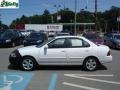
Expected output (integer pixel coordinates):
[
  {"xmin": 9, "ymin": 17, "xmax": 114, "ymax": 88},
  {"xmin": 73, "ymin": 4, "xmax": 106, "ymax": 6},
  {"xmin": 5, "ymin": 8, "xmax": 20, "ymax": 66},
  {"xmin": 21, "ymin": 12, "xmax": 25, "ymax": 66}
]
[
  {"xmin": 17, "ymin": 36, "xmax": 112, "ymax": 66},
  {"xmin": 67, "ymin": 47, "xmax": 92, "ymax": 64},
  {"xmin": 37, "ymin": 46, "xmax": 67, "ymax": 65},
  {"xmin": 97, "ymin": 45, "xmax": 112, "ymax": 63},
  {"xmin": 18, "ymin": 46, "xmax": 40, "ymax": 62}
]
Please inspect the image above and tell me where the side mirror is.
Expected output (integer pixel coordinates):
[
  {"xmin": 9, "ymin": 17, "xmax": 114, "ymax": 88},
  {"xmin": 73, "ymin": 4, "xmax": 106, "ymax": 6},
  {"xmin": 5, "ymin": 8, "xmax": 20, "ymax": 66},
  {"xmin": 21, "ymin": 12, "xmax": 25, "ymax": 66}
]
[
  {"xmin": 44, "ymin": 45, "xmax": 48, "ymax": 49},
  {"xmin": 44, "ymin": 45, "xmax": 48, "ymax": 55}
]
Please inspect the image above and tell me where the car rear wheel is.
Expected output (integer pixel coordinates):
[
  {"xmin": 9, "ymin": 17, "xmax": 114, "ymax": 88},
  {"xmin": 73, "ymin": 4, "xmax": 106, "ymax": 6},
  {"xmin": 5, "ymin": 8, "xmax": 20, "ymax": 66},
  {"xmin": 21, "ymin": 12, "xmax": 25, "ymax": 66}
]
[
  {"xmin": 83, "ymin": 57, "xmax": 98, "ymax": 71},
  {"xmin": 21, "ymin": 57, "xmax": 37, "ymax": 71}
]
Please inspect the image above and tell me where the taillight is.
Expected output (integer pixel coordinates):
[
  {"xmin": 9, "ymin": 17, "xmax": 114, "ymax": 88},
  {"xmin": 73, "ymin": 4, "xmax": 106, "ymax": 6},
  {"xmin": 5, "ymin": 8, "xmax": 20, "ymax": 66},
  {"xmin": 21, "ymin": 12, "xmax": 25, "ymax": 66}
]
[{"xmin": 107, "ymin": 50, "xmax": 111, "ymax": 56}]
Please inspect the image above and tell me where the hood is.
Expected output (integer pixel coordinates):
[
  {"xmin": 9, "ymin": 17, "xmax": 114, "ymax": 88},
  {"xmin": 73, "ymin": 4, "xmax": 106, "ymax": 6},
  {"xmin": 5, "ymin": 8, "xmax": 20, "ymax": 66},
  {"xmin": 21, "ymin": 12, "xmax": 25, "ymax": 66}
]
[
  {"xmin": 18, "ymin": 45, "xmax": 40, "ymax": 57},
  {"xmin": 18, "ymin": 45, "xmax": 37, "ymax": 51}
]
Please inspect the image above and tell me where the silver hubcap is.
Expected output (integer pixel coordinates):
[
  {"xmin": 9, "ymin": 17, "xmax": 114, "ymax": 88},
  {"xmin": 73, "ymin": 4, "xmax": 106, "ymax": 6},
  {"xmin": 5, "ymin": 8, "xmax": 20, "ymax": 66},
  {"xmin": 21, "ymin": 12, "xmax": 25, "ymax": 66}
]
[
  {"xmin": 86, "ymin": 59, "xmax": 97, "ymax": 70},
  {"xmin": 22, "ymin": 59, "xmax": 33, "ymax": 70}
]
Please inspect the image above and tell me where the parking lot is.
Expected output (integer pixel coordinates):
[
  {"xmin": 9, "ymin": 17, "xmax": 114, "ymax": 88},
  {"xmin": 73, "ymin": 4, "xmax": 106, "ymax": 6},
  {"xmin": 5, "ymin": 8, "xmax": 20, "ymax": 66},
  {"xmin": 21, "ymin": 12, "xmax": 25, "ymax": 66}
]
[{"xmin": 0, "ymin": 46, "xmax": 120, "ymax": 90}]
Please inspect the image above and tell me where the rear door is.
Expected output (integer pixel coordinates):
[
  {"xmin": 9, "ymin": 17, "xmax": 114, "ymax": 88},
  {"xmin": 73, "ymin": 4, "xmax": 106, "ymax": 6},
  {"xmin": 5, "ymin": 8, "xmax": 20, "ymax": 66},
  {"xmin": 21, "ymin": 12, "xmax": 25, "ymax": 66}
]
[{"xmin": 67, "ymin": 38, "xmax": 91, "ymax": 64}]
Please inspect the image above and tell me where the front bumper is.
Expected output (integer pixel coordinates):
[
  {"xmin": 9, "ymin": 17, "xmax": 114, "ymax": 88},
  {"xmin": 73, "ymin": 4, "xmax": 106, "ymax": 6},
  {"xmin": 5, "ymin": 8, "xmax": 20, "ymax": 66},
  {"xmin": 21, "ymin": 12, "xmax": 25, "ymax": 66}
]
[
  {"xmin": 0, "ymin": 42, "xmax": 12, "ymax": 47},
  {"xmin": 9, "ymin": 50, "xmax": 22, "ymax": 66}
]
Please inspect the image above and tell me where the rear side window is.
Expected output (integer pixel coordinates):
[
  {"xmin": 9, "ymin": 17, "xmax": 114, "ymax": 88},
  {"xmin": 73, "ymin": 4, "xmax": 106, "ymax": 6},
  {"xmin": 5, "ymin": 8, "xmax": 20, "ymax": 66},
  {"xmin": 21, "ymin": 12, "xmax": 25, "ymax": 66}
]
[
  {"xmin": 69, "ymin": 38, "xmax": 90, "ymax": 48},
  {"xmin": 71, "ymin": 39, "xmax": 83, "ymax": 47}
]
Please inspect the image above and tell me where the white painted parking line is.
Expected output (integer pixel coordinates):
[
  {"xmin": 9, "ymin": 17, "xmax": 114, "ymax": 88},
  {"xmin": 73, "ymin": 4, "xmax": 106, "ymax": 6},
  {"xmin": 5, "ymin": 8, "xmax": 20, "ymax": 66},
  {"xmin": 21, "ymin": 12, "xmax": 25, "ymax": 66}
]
[
  {"xmin": 64, "ymin": 74, "xmax": 114, "ymax": 77},
  {"xmin": 64, "ymin": 74, "xmax": 120, "ymax": 85},
  {"xmin": 63, "ymin": 82, "xmax": 102, "ymax": 90}
]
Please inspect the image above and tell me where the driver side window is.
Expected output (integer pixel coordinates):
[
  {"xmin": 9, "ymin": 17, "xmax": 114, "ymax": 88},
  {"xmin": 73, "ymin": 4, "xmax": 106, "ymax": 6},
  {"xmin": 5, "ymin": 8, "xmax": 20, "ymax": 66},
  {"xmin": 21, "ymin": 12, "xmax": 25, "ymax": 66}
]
[{"xmin": 48, "ymin": 38, "xmax": 66, "ymax": 48}]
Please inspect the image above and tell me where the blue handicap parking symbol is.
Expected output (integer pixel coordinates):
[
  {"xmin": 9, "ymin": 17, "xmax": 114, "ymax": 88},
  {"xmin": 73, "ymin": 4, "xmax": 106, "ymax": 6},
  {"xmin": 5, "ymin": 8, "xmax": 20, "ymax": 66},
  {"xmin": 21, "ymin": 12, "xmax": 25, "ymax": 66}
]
[{"xmin": 0, "ymin": 72, "xmax": 33, "ymax": 90}]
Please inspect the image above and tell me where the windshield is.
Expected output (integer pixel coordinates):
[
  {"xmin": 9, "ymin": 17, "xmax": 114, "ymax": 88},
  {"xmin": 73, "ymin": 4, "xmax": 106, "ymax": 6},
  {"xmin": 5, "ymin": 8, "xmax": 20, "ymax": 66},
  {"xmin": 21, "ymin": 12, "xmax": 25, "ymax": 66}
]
[
  {"xmin": 28, "ymin": 33, "xmax": 46, "ymax": 39},
  {"xmin": 28, "ymin": 33, "xmax": 40, "ymax": 38}
]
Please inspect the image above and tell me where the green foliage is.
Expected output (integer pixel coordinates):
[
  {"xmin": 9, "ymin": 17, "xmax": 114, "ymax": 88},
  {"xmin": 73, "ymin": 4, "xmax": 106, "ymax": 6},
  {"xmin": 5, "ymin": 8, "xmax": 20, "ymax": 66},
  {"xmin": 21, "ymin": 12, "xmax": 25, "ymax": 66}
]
[{"xmin": 9, "ymin": 6, "xmax": 120, "ymax": 32}]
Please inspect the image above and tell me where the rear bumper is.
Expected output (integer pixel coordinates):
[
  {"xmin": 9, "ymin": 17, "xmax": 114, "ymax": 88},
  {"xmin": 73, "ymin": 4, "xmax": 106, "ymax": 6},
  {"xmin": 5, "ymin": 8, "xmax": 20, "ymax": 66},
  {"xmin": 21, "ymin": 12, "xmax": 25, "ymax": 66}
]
[{"xmin": 100, "ymin": 55, "xmax": 112, "ymax": 64}]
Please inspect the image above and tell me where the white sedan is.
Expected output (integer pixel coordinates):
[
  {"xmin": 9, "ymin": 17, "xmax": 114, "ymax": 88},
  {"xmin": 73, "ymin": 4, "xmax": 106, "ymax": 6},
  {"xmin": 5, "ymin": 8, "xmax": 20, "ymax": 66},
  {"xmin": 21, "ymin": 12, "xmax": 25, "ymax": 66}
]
[{"xmin": 9, "ymin": 36, "xmax": 112, "ymax": 71}]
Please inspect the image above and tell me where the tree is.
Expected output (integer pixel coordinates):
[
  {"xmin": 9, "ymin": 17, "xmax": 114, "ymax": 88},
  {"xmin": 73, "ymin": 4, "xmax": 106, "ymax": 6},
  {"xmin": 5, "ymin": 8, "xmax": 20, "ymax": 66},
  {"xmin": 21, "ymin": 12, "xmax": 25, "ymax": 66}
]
[
  {"xmin": 103, "ymin": 6, "xmax": 120, "ymax": 32},
  {"xmin": 58, "ymin": 9, "xmax": 74, "ymax": 23}
]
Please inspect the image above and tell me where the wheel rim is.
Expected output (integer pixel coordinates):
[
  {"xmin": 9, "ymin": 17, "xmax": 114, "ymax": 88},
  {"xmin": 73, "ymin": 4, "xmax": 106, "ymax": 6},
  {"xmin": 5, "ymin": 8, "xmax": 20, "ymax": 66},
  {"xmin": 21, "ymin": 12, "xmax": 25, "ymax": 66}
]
[
  {"xmin": 22, "ymin": 59, "xmax": 34, "ymax": 70},
  {"xmin": 86, "ymin": 59, "xmax": 97, "ymax": 70}
]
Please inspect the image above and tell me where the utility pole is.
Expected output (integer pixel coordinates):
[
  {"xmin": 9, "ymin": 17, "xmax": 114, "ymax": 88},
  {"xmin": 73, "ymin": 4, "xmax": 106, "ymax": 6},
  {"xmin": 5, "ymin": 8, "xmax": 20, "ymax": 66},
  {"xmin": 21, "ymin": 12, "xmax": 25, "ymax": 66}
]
[
  {"xmin": 54, "ymin": 5, "xmax": 61, "ymax": 23},
  {"xmin": 0, "ymin": 13, "xmax": 1, "ymax": 29},
  {"xmin": 95, "ymin": 0, "xmax": 97, "ymax": 29},
  {"xmin": 74, "ymin": 0, "xmax": 77, "ymax": 35},
  {"xmin": 64, "ymin": 0, "xmax": 66, "ymax": 10}
]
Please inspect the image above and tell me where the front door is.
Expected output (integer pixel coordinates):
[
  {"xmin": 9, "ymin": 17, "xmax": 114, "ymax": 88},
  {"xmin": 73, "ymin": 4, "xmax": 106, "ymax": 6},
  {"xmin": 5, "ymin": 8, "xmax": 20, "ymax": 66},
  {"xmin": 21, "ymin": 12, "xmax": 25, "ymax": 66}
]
[{"xmin": 39, "ymin": 38, "xmax": 67, "ymax": 65}]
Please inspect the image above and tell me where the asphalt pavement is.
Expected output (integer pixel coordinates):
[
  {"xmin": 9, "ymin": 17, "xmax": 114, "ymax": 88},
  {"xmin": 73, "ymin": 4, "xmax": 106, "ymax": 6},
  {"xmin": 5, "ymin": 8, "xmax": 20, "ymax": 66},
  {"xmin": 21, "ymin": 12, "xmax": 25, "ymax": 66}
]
[{"xmin": 0, "ymin": 46, "xmax": 120, "ymax": 90}]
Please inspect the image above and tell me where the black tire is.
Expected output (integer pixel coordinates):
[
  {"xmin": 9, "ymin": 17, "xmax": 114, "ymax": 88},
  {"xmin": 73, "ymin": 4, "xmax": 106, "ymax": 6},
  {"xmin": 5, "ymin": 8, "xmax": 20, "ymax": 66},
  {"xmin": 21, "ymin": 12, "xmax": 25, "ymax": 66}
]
[
  {"xmin": 83, "ymin": 57, "xmax": 98, "ymax": 71},
  {"xmin": 112, "ymin": 44, "xmax": 116, "ymax": 49},
  {"xmin": 21, "ymin": 57, "xmax": 38, "ymax": 71}
]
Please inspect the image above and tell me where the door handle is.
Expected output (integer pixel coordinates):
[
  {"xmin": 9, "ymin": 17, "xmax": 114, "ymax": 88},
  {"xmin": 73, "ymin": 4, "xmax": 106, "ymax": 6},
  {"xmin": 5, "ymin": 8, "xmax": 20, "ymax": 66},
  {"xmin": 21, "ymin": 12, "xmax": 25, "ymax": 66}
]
[{"xmin": 61, "ymin": 51, "xmax": 65, "ymax": 52}]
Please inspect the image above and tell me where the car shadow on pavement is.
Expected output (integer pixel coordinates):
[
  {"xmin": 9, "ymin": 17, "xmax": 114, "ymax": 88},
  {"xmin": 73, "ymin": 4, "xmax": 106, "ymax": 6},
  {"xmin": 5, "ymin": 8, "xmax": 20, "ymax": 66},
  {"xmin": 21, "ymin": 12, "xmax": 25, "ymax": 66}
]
[
  {"xmin": 37, "ymin": 64, "xmax": 108, "ymax": 71},
  {"xmin": 8, "ymin": 64, "xmax": 20, "ymax": 70},
  {"xmin": 8, "ymin": 64, "xmax": 107, "ymax": 71}
]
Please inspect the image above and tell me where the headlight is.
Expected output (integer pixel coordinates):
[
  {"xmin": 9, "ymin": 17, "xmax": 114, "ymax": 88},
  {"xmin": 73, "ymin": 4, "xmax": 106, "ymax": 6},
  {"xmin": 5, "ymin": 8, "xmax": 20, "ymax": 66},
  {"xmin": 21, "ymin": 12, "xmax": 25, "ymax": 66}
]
[
  {"xmin": 37, "ymin": 40, "xmax": 42, "ymax": 43},
  {"xmin": 6, "ymin": 40, "xmax": 11, "ymax": 43},
  {"xmin": 10, "ymin": 50, "xmax": 18, "ymax": 57}
]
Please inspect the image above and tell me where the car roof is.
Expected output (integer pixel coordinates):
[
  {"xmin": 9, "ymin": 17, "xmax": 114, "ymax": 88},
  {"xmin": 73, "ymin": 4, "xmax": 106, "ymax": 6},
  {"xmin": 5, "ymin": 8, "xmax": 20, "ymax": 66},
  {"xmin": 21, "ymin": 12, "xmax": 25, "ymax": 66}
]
[{"xmin": 55, "ymin": 35, "xmax": 83, "ymax": 39}]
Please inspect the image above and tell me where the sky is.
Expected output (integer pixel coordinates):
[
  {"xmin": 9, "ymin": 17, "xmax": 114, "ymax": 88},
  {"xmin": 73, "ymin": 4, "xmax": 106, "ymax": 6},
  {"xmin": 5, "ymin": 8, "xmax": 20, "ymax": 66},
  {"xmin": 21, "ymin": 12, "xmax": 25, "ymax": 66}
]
[{"xmin": 0, "ymin": 0, "xmax": 120, "ymax": 25}]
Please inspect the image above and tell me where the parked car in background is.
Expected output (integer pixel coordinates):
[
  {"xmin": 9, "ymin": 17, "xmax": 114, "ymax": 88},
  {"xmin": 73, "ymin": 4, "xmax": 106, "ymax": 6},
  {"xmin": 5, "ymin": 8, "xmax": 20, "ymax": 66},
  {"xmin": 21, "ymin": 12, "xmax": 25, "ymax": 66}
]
[
  {"xmin": 56, "ymin": 32, "xmax": 70, "ymax": 36},
  {"xmin": 83, "ymin": 31, "xmax": 104, "ymax": 45},
  {"xmin": 104, "ymin": 33, "xmax": 120, "ymax": 49},
  {"xmin": 0, "ymin": 30, "xmax": 5, "ymax": 36},
  {"xmin": 20, "ymin": 30, "xmax": 29, "ymax": 37},
  {"xmin": 0, "ymin": 30, "xmax": 24, "ymax": 47},
  {"xmin": 48, "ymin": 31, "xmax": 56, "ymax": 37},
  {"xmin": 23, "ymin": 32, "xmax": 47, "ymax": 46},
  {"xmin": 21, "ymin": 29, "xmax": 36, "ymax": 37},
  {"xmin": 9, "ymin": 36, "xmax": 112, "ymax": 71}
]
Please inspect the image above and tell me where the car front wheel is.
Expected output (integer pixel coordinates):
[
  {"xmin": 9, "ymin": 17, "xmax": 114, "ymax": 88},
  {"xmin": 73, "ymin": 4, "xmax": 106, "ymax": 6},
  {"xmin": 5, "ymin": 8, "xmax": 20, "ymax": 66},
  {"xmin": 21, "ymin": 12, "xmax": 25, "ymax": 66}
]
[
  {"xmin": 83, "ymin": 57, "xmax": 98, "ymax": 71},
  {"xmin": 21, "ymin": 57, "xmax": 37, "ymax": 71}
]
